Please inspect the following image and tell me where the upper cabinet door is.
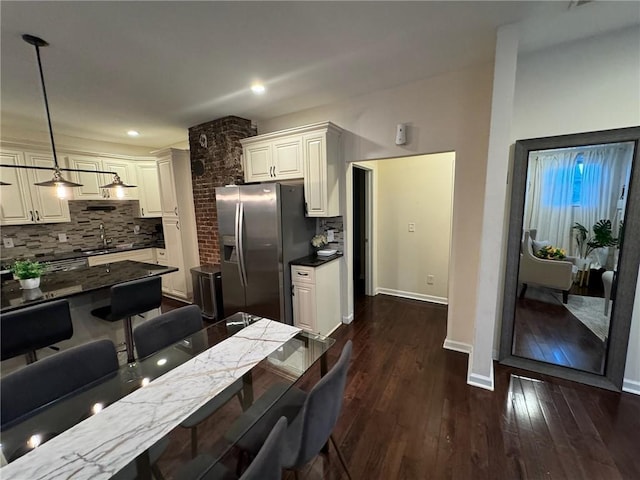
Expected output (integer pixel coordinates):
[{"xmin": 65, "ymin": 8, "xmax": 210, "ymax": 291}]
[
  {"xmin": 157, "ymin": 158, "xmax": 178, "ymax": 217},
  {"xmin": 136, "ymin": 162, "xmax": 162, "ymax": 217},
  {"xmin": 244, "ymin": 142, "xmax": 272, "ymax": 182},
  {"xmin": 24, "ymin": 152, "xmax": 71, "ymax": 223},
  {"xmin": 0, "ymin": 149, "xmax": 34, "ymax": 225},
  {"xmin": 68, "ymin": 156, "xmax": 107, "ymax": 199},
  {"xmin": 303, "ymin": 134, "xmax": 327, "ymax": 216},
  {"xmin": 273, "ymin": 136, "xmax": 303, "ymax": 179},
  {"xmin": 102, "ymin": 158, "xmax": 138, "ymax": 200}
]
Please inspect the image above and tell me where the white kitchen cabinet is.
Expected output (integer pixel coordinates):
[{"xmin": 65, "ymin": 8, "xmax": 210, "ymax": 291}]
[
  {"xmin": 161, "ymin": 219, "xmax": 188, "ymax": 297},
  {"xmin": 87, "ymin": 248, "xmax": 155, "ymax": 266},
  {"xmin": 68, "ymin": 156, "xmax": 138, "ymax": 200},
  {"xmin": 291, "ymin": 260, "xmax": 341, "ymax": 336},
  {"xmin": 242, "ymin": 136, "xmax": 304, "ymax": 182},
  {"xmin": 157, "ymin": 157, "xmax": 179, "ymax": 217},
  {"xmin": 302, "ymin": 125, "xmax": 341, "ymax": 217},
  {"xmin": 0, "ymin": 148, "xmax": 71, "ymax": 225},
  {"xmin": 155, "ymin": 148, "xmax": 200, "ymax": 301},
  {"xmin": 241, "ymin": 122, "xmax": 341, "ymax": 217},
  {"xmin": 136, "ymin": 162, "xmax": 162, "ymax": 217}
]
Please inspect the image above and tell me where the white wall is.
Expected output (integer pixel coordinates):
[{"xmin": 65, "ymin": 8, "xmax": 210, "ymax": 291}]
[
  {"xmin": 260, "ymin": 63, "xmax": 493, "ymax": 347},
  {"xmin": 375, "ymin": 153, "xmax": 454, "ymax": 302}
]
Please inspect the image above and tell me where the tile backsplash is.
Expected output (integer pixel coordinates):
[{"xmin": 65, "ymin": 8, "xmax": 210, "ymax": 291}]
[{"xmin": 1, "ymin": 200, "xmax": 162, "ymax": 261}]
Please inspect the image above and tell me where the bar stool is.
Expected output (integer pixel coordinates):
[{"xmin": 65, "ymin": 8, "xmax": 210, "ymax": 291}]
[
  {"xmin": 1, "ymin": 299, "xmax": 73, "ymax": 364},
  {"xmin": 91, "ymin": 276, "xmax": 162, "ymax": 363}
]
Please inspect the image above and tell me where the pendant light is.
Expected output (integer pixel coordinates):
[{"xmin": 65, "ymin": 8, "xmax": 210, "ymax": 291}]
[
  {"xmin": 23, "ymin": 34, "xmax": 83, "ymax": 198},
  {"xmin": 99, "ymin": 173, "xmax": 136, "ymax": 198}
]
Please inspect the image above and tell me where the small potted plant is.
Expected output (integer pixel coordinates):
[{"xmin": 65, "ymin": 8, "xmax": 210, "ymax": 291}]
[
  {"xmin": 311, "ymin": 233, "xmax": 328, "ymax": 254},
  {"xmin": 11, "ymin": 259, "xmax": 45, "ymax": 289}
]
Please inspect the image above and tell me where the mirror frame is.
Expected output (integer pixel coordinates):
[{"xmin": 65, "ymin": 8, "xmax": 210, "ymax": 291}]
[{"xmin": 499, "ymin": 126, "xmax": 640, "ymax": 391}]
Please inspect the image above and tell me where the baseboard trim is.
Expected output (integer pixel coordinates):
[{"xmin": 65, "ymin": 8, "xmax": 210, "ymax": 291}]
[
  {"xmin": 623, "ymin": 378, "xmax": 640, "ymax": 395},
  {"xmin": 342, "ymin": 313, "xmax": 354, "ymax": 325},
  {"xmin": 443, "ymin": 338, "xmax": 472, "ymax": 354},
  {"xmin": 467, "ymin": 366, "xmax": 495, "ymax": 391},
  {"xmin": 326, "ymin": 323, "xmax": 342, "ymax": 336},
  {"xmin": 376, "ymin": 288, "xmax": 448, "ymax": 305}
]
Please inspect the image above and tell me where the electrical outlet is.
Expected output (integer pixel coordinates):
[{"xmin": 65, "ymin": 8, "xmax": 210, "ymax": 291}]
[
  {"xmin": 134, "ymin": 225, "xmax": 141, "ymax": 235},
  {"xmin": 327, "ymin": 229, "xmax": 335, "ymax": 242},
  {"xmin": 58, "ymin": 233, "xmax": 68, "ymax": 242},
  {"xmin": 427, "ymin": 275, "xmax": 435, "ymax": 285},
  {"xmin": 408, "ymin": 223, "xmax": 416, "ymax": 232},
  {"xmin": 3, "ymin": 237, "xmax": 14, "ymax": 248}
]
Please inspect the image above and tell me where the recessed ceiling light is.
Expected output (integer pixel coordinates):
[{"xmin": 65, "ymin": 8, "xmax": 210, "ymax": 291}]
[
  {"xmin": 251, "ymin": 83, "xmax": 266, "ymax": 95},
  {"xmin": 127, "ymin": 130, "xmax": 140, "ymax": 137}
]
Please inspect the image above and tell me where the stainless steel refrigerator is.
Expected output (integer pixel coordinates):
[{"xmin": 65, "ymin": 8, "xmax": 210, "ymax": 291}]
[{"xmin": 216, "ymin": 182, "xmax": 316, "ymax": 324}]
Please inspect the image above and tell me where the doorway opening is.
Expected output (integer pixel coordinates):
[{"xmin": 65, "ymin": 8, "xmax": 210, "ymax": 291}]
[{"xmin": 353, "ymin": 165, "xmax": 370, "ymax": 299}]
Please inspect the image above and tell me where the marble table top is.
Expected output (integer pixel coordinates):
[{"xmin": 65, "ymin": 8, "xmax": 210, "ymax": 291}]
[{"xmin": 0, "ymin": 318, "xmax": 301, "ymax": 480}]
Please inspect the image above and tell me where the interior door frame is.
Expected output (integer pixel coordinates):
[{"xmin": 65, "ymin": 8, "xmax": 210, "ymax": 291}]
[{"xmin": 352, "ymin": 164, "xmax": 374, "ymax": 296}]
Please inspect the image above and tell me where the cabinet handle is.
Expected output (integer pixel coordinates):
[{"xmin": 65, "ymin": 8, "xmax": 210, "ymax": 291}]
[
  {"xmin": 304, "ymin": 202, "xmax": 308, "ymax": 215},
  {"xmin": 291, "ymin": 284, "xmax": 295, "ymax": 296},
  {"xmin": 30, "ymin": 210, "xmax": 34, "ymax": 222},
  {"xmin": 141, "ymin": 208, "xmax": 145, "ymax": 216},
  {"xmin": 35, "ymin": 211, "xmax": 40, "ymax": 221},
  {"xmin": 176, "ymin": 221, "xmax": 180, "ymax": 230},
  {"xmin": 174, "ymin": 206, "xmax": 178, "ymax": 216},
  {"xmin": 270, "ymin": 166, "xmax": 275, "ymax": 177},
  {"xmin": 297, "ymin": 272, "xmax": 309, "ymax": 276}
]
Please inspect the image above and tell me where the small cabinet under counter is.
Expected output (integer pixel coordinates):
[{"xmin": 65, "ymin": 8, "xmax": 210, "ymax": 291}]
[{"xmin": 290, "ymin": 254, "xmax": 342, "ymax": 336}]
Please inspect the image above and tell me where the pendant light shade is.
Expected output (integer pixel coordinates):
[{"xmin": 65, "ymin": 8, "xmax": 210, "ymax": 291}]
[
  {"xmin": 33, "ymin": 167, "xmax": 82, "ymax": 188},
  {"xmin": 23, "ymin": 33, "xmax": 83, "ymax": 189},
  {"xmin": 99, "ymin": 174, "xmax": 136, "ymax": 190}
]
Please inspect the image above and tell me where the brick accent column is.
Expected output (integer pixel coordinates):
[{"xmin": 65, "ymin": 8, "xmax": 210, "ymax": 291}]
[{"xmin": 188, "ymin": 116, "xmax": 256, "ymax": 266}]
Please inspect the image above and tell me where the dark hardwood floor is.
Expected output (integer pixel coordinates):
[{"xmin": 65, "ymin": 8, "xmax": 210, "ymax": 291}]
[
  {"xmin": 158, "ymin": 294, "xmax": 640, "ymax": 479},
  {"xmin": 513, "ymin": 288, "xmax": 606, "ymax": 374}
]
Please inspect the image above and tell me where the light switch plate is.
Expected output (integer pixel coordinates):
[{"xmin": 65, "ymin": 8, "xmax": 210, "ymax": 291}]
[
  {"xmin": 58, "ymin": 233, "xmax": 68, "ymax": 242},
  {"xmin": 3, "ymin": 237, "xmax": 14, "ymax": 248},
  {"xmin": 408, "ymin": 223, "xmax": 416, "ymax": 232}
]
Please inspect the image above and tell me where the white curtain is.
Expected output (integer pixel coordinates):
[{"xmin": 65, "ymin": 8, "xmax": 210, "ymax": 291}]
[
  {"xmin": 523, "ymin": 142, "xmax": 634, "ymax": 258},
  {"xmin": 524, "ymin": 149, "xmax": 578, "ymax": 252}
]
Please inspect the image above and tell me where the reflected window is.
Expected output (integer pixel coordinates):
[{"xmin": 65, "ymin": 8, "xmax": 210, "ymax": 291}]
[{"xmin": 571, "ymin": 155, "xmax": 584, "ymax": 206}]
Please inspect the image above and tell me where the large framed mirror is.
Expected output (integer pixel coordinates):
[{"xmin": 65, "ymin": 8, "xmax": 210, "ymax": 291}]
[{"xmin": 499, "ymin": 126, "xmax": 640, "ymax": 390}]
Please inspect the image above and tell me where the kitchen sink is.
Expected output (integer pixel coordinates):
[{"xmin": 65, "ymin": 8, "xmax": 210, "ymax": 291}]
[{"xmin": 81, "ymin": 249, "xmax": 113, "ymax": 255}]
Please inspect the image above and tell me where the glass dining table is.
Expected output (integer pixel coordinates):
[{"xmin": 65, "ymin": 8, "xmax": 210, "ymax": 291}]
[{"xmin": 0, "ymin": 312, "xmax": 335, "ymax": 479}]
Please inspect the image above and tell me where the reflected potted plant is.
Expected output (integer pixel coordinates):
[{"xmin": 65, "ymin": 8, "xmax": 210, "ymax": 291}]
[
  {"xmin": 572, "ymin": 219, "xmax": 618, "ymax": 268},
  {"xmin": 11, "ymin": 259, "xmax": 45, "ymax": 289}
]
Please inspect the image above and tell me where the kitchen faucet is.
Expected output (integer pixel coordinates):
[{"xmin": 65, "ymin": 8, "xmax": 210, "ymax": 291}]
[{"xmin": 99, "ymin": 223, "xmax": 112, "ymax": 248}]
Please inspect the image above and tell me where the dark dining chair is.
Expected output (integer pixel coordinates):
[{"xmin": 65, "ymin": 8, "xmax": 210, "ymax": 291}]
[
  {"xmin": 1, "ymin": 299, "xmax": 73, "ymax": 364},
  {"xmin": 133, "ymin": 305, "xmax": 245, "ymax": 458},
  {"xmin": 1, "ymin": 339, "xmax": 168, "ymax": 478},
  {"xmin": 91, "ymin": 275, "xmax": 162, "ymax": 363},
  {"xmin": 1, "ymin": 339, "xmax": 118, "ymax": 429},
  {"xmin": 230, "ymin": 340, "xmax": 353, "ymax": 479},
  {"xmin": 174, "ymin": 416, "xmax": 288, "ymax": 480}
]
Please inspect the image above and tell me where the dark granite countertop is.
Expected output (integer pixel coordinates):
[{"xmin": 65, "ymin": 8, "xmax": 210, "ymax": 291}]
[
  {"xmin": 0, "ymin": 242, "xmax": 166, "ymax": 267},
  {"xmin": 1, "ymin": 260, "xmax": 177, "ymax": 313},
  {"xmin": 290, "ymin": 253, "xmax": 343, "ymax": 267}
]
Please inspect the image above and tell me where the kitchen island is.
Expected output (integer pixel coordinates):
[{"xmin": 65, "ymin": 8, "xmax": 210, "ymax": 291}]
[
  {"xmin": 0, "ymin": 261, "xmax": 179, "ymax": 371},
  {"xmin": 0, "ymin": 260, "xmax": 177, "ymax": 313}
]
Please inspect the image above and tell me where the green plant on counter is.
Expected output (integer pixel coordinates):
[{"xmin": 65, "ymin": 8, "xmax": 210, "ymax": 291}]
[{"xmin": 11, "ymin": 259, "xmax": 45, "ymax": 280}]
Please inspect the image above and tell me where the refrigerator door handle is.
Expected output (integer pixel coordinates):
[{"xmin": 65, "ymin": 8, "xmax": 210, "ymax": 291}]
[
  {"xmin": 234, "ymin": 202, "xmax": 245, "ymax": 287},
  {"xmin": 238, "ymin": 202, "xmax": 249, "ymax": 287}
]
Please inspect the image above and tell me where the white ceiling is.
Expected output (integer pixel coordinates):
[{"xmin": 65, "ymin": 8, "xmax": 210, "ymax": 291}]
[{"xmin": 1, "ymin": 1, "xmax": 638, "ymax": 149}]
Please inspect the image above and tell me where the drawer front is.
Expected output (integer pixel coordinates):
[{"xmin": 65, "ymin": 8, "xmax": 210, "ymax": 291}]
[
  {"xmin": 156, "ymin": 248, "xmax": 167, "ymax": 265},
  {"xmin": 291, "ymin": 265, "xmax": 315, "ymax": 285}
]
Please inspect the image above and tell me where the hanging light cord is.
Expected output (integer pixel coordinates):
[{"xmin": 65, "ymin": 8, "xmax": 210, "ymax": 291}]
[{"xmin": 25, "ymin": 35, "xmax": 60, "ymax": 170}]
